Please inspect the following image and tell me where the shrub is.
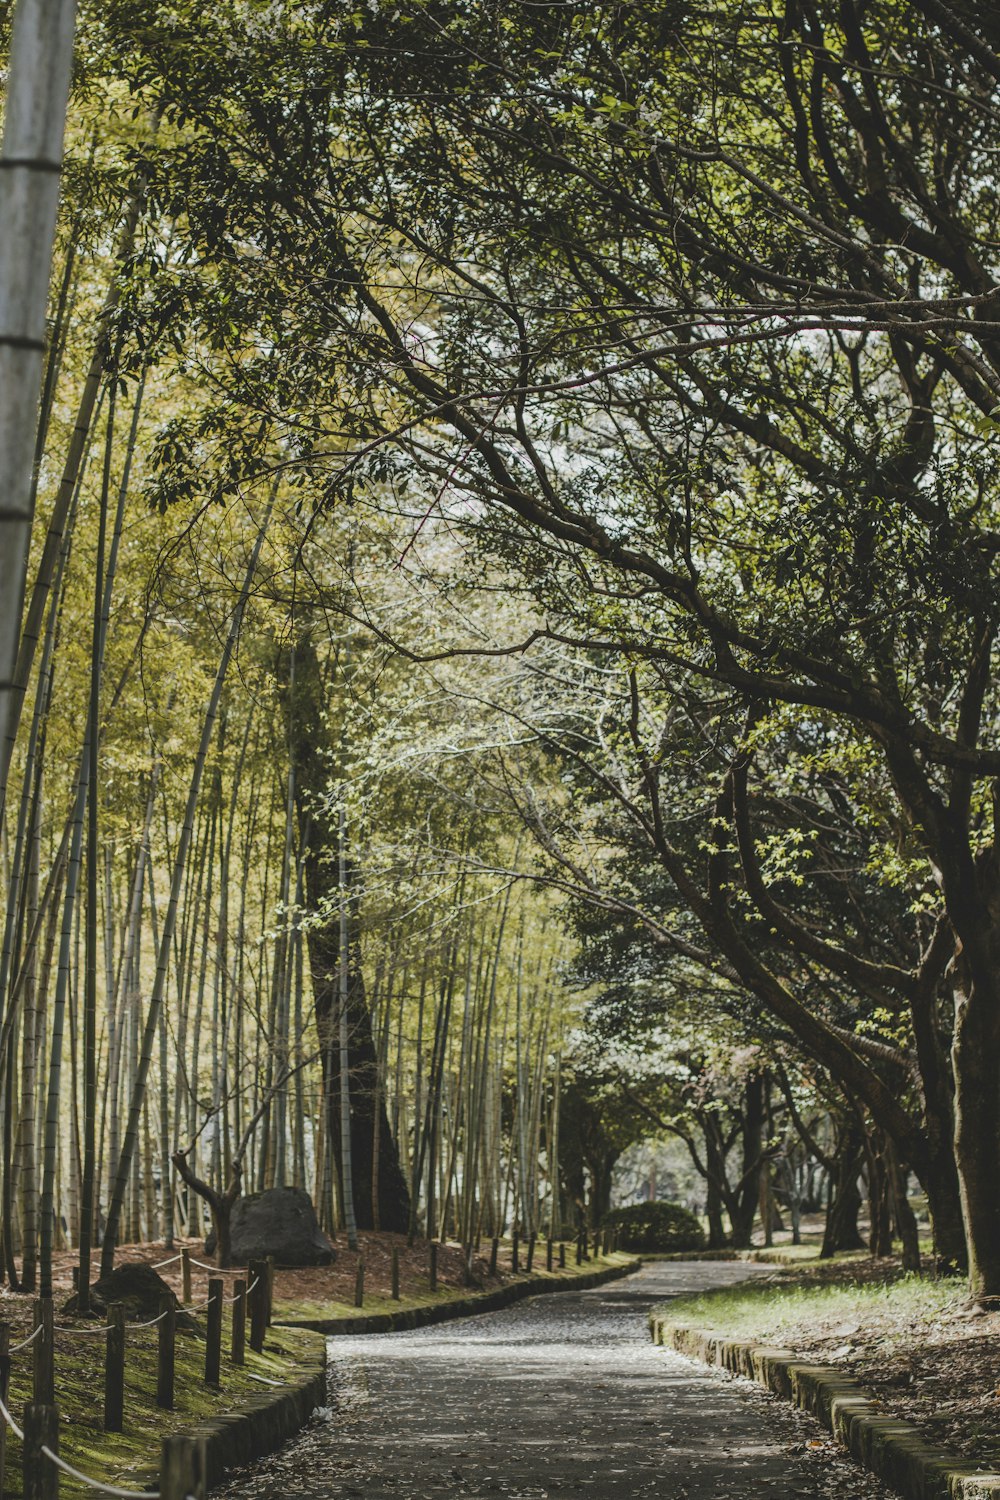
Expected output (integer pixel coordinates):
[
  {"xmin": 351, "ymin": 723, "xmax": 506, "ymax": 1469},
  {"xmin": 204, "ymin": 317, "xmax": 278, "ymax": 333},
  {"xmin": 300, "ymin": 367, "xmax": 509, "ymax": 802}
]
[{"xmin": 602, "ymin": 1201, "xmax": 706, "ymax": 1254}]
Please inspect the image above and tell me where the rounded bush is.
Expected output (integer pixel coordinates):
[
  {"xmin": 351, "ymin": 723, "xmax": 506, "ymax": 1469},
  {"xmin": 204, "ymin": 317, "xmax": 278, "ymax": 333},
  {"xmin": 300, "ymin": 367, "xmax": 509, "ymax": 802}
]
[{"xmin": 602, "ymin": 1201, "xmax": 706, "ymax": 1254}]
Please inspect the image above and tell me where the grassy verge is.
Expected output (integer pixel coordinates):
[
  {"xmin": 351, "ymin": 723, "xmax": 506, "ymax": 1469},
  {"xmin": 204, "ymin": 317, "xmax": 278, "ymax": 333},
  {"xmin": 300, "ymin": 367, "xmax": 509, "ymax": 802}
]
[
  {"xmin": 274, "ymin": 1248, "xmax": 635, "ymax": 1324},
  {"xmin": 655, "ymin": 1267, "xmax": 967, "ymax": 1347},
  {"xmin": 0, "ymin": 1317, "xmax": 321, "ymax": 1500},
  {"xmin": 654, "ymin": 1263, "xmax": 1000, "ymax": 1465}
]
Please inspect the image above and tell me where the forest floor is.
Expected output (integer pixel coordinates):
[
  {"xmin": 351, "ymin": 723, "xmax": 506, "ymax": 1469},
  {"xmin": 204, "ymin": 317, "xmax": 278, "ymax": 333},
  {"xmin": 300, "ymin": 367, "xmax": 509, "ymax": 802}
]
[
  {"xmin": 656, "ymin": 1256, "xmax": 1000, "ymax": 1468},
  {"xmin": 0, "ymin": 1233, "xmax": 623, "ymax": 1498}
]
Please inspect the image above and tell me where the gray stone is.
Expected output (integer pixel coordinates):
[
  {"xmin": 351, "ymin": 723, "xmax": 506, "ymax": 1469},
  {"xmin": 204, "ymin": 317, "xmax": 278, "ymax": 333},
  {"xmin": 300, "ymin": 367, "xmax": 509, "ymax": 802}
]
[
  {"xmin": 206, "ymin": 1186, "xmax": 336, "ymax": 1267},
  {"xmin": 63, "ymin": 1260, "xmax": 198, "ymax": 1328}
]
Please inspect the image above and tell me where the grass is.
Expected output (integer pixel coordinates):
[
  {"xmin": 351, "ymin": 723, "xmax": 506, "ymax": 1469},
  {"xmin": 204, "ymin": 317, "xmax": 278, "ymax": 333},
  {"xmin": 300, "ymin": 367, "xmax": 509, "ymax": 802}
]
[
  {"xmin": 1, "ymin": 1316, "xmax": 322, "ymax": 1499},
  {"xmin": 274, "ymin": 1248, "xmax": 634, "ymax": 1323},
  {"xmin": 656, "ymin": 1270, "xmax": 968, "ymax": 1349}
]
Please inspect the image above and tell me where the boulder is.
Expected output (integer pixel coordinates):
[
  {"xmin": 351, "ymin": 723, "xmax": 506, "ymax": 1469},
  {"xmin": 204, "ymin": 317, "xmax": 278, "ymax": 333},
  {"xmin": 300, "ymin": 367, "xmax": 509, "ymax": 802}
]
[
  {"xmin": 63, "ymin": 1261, "xmax": 199, "ymax": 1329},
  {"xmin": 205, "ymin": 1186, "xmax": 336, "ymax": 1267}
]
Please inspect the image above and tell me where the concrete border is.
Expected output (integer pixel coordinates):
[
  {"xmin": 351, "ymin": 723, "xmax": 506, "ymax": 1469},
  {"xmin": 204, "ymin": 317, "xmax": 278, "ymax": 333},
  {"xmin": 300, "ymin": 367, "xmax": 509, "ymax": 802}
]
[
  {"xmin": 175, "ymin": 1330, "xmax": 327, "ymax": 1490},
  {"xmin": 650, "ymin": 1317, "xmax": 1000, "ymax": 1500},
  {"xmin": 276, "ymin": 1257, "xmax": 641, "ymax": 1335}
]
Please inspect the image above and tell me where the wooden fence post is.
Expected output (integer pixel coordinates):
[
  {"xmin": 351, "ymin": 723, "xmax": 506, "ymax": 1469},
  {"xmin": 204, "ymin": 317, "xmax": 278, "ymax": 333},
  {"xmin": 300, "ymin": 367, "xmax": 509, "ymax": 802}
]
[
  {"xmin": 489, "ymin": 1238, "xmax": 499, "ymax": 1277},
  {"xmin": 546, "ymin": 1238, "xmax": 553, "ymax": 1272},
  {"xmin": 231, "ymin": 1279, "xmax": 246, "ymax": 1367},
  {"xmin": 428, "ymin": 1242, "xmax": 437, "ymax": 1292},
  {"xmin": 180, "ymin": 1248, "xmax": 192, "ymax": 1306},
  {"xmin": 104, "ymin": 1303, "xmax": 125, "ymax": 1433},
  {"xmin": 265, "ymin": 1256, "xmax": 275, "ymax": 1327},
  {"xmin": 559, "ymin": 1241, "xmax": 566, "ymax": 1269},
  {"xmin": 248, "ymin": 1259, "xmax": 267, "ymax": 1353},
  {"xmin": 526, "ymin": 1235, "xmax": 535, "ymax": 1272},
  {"xmin": 390, "ymin": 1247, "xmax": 400, "ymax": 1301},
  {"xmin": 23, "ymin": 1402, "xmax": 59, "ymax": 1500},
  {"xmin": 354, "ymin": 1261, "xmax": 364, "ymax": 1309},
  {"xmin": 204, "ymin": 1279, "xmax": 223, "ymax": 1388},
  {"xmin": 0, "ymin": 1321, "xmax": 9, "ymax": 1498},
  {"xmin": 159, "ymin": 1433, "xmax": 206, "ymax": 1500},
  {"xmin": 511, "ymin": 1232, "xmax": 519, "ymax": 1274},
  {"xmin": 157, "ymin": 1295, "xmax": 175, "ymax": 1410},
  {"xmin": 575, "ymin": 1233, "xmax": 583, "ymax": 1266},
  {"xmin": 32, "ymin": 1300, "xmax": 53, "ymax": 1405}
]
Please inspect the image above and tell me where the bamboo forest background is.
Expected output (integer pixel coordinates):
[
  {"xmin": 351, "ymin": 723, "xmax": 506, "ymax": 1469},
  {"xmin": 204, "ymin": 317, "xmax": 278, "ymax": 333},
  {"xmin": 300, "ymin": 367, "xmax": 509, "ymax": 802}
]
[{"xmin": 0, "ymin": 85, "xmax": 585, "ymax": 1295}]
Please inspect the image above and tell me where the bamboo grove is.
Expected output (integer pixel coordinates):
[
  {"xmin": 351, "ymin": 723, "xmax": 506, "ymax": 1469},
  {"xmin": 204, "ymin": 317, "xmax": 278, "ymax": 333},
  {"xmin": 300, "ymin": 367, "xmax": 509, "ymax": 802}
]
[{"xmin": 6, "ymin": 0, "xmax": 1000, "ymax": 1301}]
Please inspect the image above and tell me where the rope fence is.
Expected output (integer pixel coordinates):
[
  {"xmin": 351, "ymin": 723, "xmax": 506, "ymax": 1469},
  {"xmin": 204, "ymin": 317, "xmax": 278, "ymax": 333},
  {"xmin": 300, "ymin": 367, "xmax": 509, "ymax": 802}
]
[{"xmin": 0, "ymin": 1252, "xmax": 277, "ymax": 1500}]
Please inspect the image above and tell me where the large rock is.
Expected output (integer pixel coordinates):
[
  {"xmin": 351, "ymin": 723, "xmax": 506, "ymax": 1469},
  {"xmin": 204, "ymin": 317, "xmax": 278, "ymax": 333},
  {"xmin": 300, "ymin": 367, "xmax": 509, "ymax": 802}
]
[
  {"xmin": 63, "ymin": 1261, "xmax": 198, "ymax": 1329},
  {"xmin": 206, "ymin": 1186, "xmax": 336, "ymax": 1267}
]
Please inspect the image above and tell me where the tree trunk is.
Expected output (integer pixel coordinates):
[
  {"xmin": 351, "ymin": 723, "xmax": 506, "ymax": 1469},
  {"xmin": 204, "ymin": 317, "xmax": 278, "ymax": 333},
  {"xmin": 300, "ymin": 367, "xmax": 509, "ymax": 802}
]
[
  {"xmin": 0, "ymin": 0, "xmax": 78, "ymax": 807},
  {"xmin": 821, "ymin": 1121, "xmax": 866, "ymax": 1258},
  {"xmin": 951, "ymin": 972, "xmax": 1000, "ymax": 1299}
]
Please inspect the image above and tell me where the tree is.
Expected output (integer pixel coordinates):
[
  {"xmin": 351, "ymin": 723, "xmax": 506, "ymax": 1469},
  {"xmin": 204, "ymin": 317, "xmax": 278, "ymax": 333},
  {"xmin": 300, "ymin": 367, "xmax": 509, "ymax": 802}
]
[{"xmin": 0, "ymin": 0, "xmax": 78, "ymax": 806}]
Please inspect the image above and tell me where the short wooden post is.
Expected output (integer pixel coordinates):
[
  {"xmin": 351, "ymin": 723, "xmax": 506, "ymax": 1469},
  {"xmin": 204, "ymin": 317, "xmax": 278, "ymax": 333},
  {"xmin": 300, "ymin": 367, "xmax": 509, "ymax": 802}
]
[
  {"xmin": 559, "ymin": 1241, "xmax": 566, "ymax": 1269},
  {"xmin": 546, "ymin": 1238, "xmax": 553, "ymax": 1272},
  {"xmin": 23, "ymin": 1402, "xmax": 59, "ymax": 1500},
  {"xmin": 0, "ymin": 1321, "xmax": 10, "ymax": 1498},
  {"xmin": 390, "ymin": 1246, "xmax": 400, "ymax": 1301},
  {"xmin": 354, "ymin": 1261, "xmax": 364, "ymax": 1309},
  {"xmin": 204, "ymin": 1278, "xmax": 223, "ymax": 1387},
  {"xmin": 575, "ymin": 1233, "xmax": 582, "ymax": 1266},
  {"xmin": 157, "ymin": 1295, "xmax": 175, "ymax": 1409},
  {"xmin": 104, "ymin": 1303, "xmax": 126, "ymax": 1432},
  {"xmin": 180, "ymin": 1248, "xmax": 192, "ymax": 1306},
  {"xmin": 248, "ymin": 1259, "xmax": 267, "ymax": 1353},
  {"xmin": 526, "ymin": 1235, "xmax": 535, "ymax": 1272},
  {"xmin": 489, "ymin": 1237, "xmax": 499, "ymax": 1276},
  {"xmin": 159, "ymin": 1433, "xmax": 207, "ymax": 1500},
  {"xmin": 32, "ymin": 1299, "xmax": 54, "ymax": 1405},
  {"xmin": 265, "ymin": 1256, "xmax": 276, "ymax": 1326},
  {"xmin": 511, "ymin": 1232, "xmax": 519, "ymax": 1274},
  {"xmin": 428, "ymin": 1241, "xmax": 438, "ymax": 1292},
  {"xmin": 231, "ymin": 1279, "xmax": 246, "ymax": 1367}
]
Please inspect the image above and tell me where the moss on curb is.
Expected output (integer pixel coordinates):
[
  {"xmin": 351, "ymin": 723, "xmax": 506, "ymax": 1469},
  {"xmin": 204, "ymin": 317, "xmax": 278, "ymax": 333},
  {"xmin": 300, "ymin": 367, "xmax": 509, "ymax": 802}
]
[{"xmin": 650, "ymin": 1316, "xmax": 1000, "ymax": 1500}]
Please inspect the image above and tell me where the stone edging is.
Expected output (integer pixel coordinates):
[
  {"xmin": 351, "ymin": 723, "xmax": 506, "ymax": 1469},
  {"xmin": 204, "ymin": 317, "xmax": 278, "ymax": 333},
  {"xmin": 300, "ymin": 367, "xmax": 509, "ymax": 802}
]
[
  {"xmin": 176, "ymin": 1331, "xmax": 328, "ymax": 1490},
  {"xmin": 650, "ymin": 1318, "xmax": 1000, "ymax": 1500},
  {"xmin": 276, "ymin": 1257, "xmax": 641, "ymax": 1335}
]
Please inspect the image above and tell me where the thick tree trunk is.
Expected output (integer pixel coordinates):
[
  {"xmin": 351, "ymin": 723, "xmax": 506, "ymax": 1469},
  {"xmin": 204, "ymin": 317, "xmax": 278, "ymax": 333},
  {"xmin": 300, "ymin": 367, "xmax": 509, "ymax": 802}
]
[
  {"xmin": 821, "ymin": 1121, "xmax": 865, "ymax": 1258},
  {"xmin": 951, "ymin": 979, "xmax": 1000, "ymax": 1299},
  {"xmin": 303, "ymin": 869, "xmax": 411, "ymax": 1232},
  {"xmin": 291, "ymin": 633, "xmax": 410, "ymax": 1234}
]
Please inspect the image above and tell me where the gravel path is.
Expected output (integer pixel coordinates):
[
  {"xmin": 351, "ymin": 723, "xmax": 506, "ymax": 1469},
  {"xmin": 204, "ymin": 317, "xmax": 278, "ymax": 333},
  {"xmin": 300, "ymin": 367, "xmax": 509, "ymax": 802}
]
[{"xmin": 218, "ymin": 1261, "xmax": 897, "ymax": 1500}]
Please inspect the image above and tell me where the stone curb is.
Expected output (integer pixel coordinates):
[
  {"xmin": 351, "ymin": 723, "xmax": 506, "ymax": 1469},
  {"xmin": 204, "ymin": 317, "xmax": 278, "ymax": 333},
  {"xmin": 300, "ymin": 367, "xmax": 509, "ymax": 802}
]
[
  {"xmin": 275, "ymin": 1257, "xmax": 641, "ymax": 1335},
  {"xmin": 174, "ymin": 1330, "xmax": 327, "ymax": 1490},
  {"xmin": 650, "ymin": 1317, "xmax": 1000, "ymax": 1500}
]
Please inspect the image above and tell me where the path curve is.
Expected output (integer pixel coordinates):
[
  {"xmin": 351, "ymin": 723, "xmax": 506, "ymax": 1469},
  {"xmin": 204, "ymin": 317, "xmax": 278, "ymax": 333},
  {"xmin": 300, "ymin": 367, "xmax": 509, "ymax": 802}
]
[{"xmin": 218, "ymin": 1261, "xmax": 894, "ymax": 1499}]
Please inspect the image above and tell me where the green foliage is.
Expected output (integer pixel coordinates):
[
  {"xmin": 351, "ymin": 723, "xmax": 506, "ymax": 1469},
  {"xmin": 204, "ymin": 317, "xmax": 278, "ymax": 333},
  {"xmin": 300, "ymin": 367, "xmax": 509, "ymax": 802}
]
[{"xmin": 602, "ymin": 1201, "xmax": 706, "ymax": 1254}]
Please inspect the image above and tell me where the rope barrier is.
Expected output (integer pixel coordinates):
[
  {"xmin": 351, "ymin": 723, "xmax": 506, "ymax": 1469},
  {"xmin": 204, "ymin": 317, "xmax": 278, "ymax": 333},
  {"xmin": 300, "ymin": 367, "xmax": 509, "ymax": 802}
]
[
  {"xmin": 40, "ymin": 1445, "xmax": 160, "ymax": 1498},
  {"xmin": 245, "ymin": 1372, "xmax": 283, "ymax": 1387},
  {"xmin": 150, "ymin": 1254, "xmax": 182, "ymax": 1270},
  {"xmin": 133, "ymin": 1308, "xmax": 171, "ymax": 1328},
  {"xmin": 58, "ymin": 1322, "xmax": 114, "ymax": 1336},
  {"xmin": 225, "ymin": 1277, "xmax": 259, "ymax": 1304},
  {"xmin": 10, "ymin": 1325, "xmax": 43, "ymax": 1352},
  {"xmin": 0, "ymin": 1391, "xmax": 23, "ymax": 1440},
  {"xmin": 185, "ymin": 1258, "xmax": 239, "ymax": 1274}
]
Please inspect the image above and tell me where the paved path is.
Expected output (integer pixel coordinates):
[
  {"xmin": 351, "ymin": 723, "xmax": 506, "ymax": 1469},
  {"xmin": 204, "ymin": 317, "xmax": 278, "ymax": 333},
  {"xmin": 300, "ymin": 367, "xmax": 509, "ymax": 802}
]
[{"xmin": 219, "ymin": 1262, "xmax": 895, "ymax": 1500}]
